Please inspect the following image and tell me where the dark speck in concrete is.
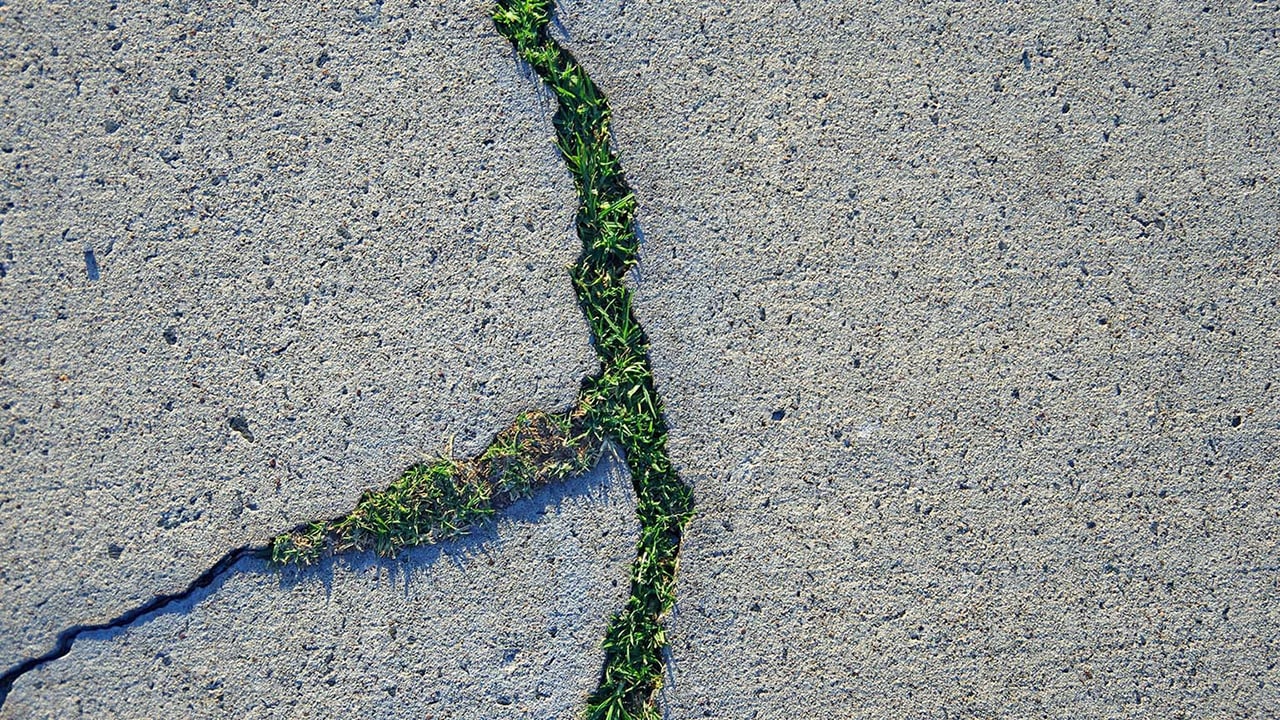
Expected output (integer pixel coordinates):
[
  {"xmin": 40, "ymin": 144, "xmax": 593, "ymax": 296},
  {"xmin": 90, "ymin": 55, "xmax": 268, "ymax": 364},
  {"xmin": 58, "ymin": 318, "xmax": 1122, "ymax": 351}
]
[
  {"xmin": 228, "ymin": 416, "xmax": 254, "ymax": 442},
  {"xmin": 84, "ymin": 248, "xmax": 100, "ymax": 281}
]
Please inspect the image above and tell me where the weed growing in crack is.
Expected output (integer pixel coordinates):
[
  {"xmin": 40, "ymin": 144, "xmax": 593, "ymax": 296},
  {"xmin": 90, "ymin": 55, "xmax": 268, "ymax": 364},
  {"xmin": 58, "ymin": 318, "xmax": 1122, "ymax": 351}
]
[
  {"xmin": 268, "ymin": 521, "xmax": 327, "ymax": 565},
  {"xmin": 272, "ymin": 2, "xmax": 693, "ymax": 716},
  {"xmin": 4, "ymin": 4, "xmax": 690, "ymax": 711},
  {"xmin": 268, "ymin": 410, "xmax": 601, "ymax": 565},
  {"xmin": 334, "ymin": 460, "xmax": 493, "ymax": 557},
  {"xmin": 493, "ymin": 1, "xmax": 695, "ymax": 717}
]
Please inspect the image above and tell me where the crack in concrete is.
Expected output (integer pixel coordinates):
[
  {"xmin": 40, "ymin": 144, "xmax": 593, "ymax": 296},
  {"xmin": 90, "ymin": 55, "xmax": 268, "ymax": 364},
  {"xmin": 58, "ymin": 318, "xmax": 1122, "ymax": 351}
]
[
  {"xmin": 492, "ymin": 1, "xmax": 695, "ymax": 716},
  {"xmin": 0, "ymin": 2, "xmax": 690, "ymax": 716},
  {"xmin": 0, "ymin": 409, "xmax": 604, "ymax": 710},
  {"xmin": 0, "ymin": 545, "xmax": 260, "ymax": 706},
  {"xmin": 268, "ymin": 409, "xmax": 603, "ymax": 565}
]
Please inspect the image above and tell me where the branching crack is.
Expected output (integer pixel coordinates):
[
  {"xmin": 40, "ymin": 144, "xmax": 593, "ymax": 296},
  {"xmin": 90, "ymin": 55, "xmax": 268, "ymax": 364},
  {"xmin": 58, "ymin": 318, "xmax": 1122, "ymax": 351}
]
[{"xmin": 1, "ymin": 2, "xmax": 689, "ymax": 717}]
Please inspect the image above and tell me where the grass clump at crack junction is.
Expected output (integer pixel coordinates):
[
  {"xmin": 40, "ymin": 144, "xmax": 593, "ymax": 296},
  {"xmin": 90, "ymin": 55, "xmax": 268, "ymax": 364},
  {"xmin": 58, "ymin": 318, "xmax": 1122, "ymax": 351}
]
[
  {"xmin": 269, "ymin": 409, "xmax": 601, "ymax": 565},
  {"xmin": 493, "ymin": 1, "xmax": 696, "ymax": 718}
]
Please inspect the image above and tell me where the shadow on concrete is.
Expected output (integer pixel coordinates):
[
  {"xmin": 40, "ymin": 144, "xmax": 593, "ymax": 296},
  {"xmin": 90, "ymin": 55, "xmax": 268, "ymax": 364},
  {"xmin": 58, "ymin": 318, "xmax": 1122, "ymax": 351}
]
[{"xmin": 0, "ymin": 452, "xmax": 632, "ymax": 707}]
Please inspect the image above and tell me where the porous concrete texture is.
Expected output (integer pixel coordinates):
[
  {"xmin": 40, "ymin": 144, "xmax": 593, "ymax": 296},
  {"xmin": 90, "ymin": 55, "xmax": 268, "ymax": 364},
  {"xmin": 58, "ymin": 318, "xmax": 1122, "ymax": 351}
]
[
  {"xmin": 0, "ymin": 0, "xmax": 594, "ymax": 671},
  {"xmin": 0, "ymin": 459, "xmax": 636, "ymax": 719},
  {"xmin": 560, "ymin": 0, "xmax": 1280, "ymax": 716}
]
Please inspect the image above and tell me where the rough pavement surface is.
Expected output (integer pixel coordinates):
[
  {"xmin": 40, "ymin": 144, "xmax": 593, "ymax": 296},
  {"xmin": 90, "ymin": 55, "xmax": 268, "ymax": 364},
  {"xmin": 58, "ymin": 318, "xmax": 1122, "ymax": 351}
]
[
  {"xmin": 0, "ymin": 0, "xmax": 593, "ymax": 671},
  {"xmin": 1, "ymin": 460, "xmax": 636, "ymax": 719},
  {"xmin": 559, "ymin": 0, "xmax": 1280, "ymax": 716}
]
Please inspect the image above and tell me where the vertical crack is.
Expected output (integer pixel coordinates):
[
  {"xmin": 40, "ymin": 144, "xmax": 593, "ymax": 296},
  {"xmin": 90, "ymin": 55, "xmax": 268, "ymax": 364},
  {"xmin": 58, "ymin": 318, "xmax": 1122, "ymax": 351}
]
[{"xmin": 492, "ymin": 2, "xmax": 695, "ymax": 717}]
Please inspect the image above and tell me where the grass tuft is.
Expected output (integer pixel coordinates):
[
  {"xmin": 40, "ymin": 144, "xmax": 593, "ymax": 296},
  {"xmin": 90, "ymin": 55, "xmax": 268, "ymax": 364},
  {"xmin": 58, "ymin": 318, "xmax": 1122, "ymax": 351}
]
[
  {"xmin": 493, "ymin": 1, "xmax": 695, "ymax": 717},
  {"xmin": 268, "ymin": 409, "xmax": 601, "ymax": 566}
]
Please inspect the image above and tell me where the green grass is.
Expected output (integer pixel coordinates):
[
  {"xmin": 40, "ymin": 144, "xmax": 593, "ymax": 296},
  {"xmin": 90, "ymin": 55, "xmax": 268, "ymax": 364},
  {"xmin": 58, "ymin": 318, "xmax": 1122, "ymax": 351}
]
[
  {"xmin": 268, "ymin": 409, "xmax": 601, "ymax": 565},
  {"xmin": 493, "ymin": 1, "xmax": 695, "ymax": 717},
  {"xmin": 272, "ymin": 2, "xmax": 693, "ymax": 716}
]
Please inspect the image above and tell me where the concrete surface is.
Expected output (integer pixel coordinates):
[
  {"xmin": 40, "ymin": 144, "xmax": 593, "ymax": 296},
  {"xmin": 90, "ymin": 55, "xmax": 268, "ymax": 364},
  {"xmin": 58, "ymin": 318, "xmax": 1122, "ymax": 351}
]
[
  {"xmin": 6, "ymin": 0, "xmax": 1280, "ymax": 717},
  {"xmin": 0, "ymin": 458, "xmax": 635, "ymax": 719},
  {"xmin": 0, "ymin": 0, "xmax": 594, "ymax": 671},
  {"xmin": 558, "ymin": 0, "xmax": 1280, "ymax": 716}
]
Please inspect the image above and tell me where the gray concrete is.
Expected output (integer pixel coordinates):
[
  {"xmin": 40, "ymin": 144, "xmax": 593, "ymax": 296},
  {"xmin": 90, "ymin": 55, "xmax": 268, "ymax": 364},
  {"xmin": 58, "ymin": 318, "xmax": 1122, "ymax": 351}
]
[
  {"xmin": 559, "ymin": 0, "xmax": 1280, "ymax": 716},
  {"xmin": 1, "ymin": 459, "xmax": 635, "ymax": 719},
  {"xmin": 0, "ymin": 0, "xmax": 594, "ymax": 671},
  {"xmin": 6, "ymin": 0, "xmax": 1280, "ymax": 717}
]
